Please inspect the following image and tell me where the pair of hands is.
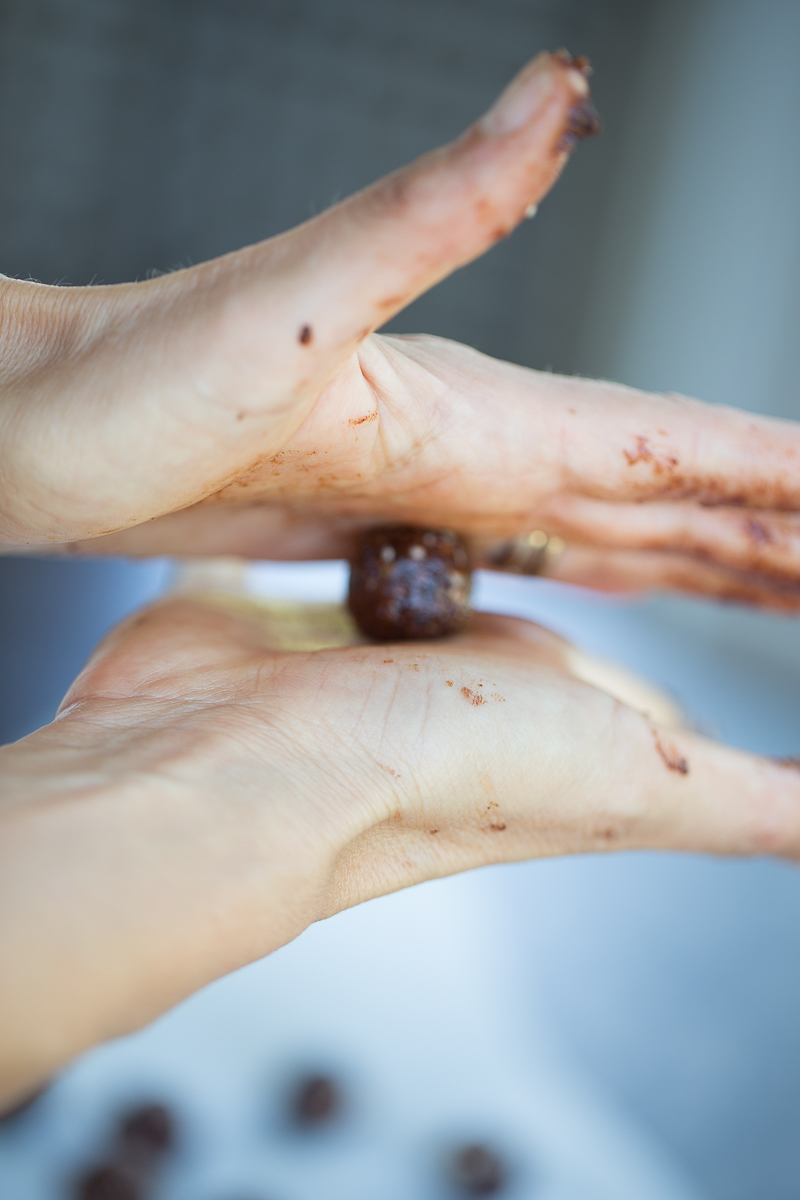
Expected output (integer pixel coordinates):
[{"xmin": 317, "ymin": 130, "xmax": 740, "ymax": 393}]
[{"xmin": 2, "ymin": 51, "xmax": 800, "ymax": 1106}]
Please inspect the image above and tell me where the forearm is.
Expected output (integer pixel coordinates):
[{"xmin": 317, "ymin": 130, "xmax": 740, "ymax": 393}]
[{"xmin": 0, "ymin": 716, "xmax": 341, "ymax": 1107}]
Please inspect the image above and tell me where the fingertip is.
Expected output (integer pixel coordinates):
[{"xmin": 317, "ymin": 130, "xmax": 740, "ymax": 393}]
[
  {"xmin": 274, "ymin": 50, "xmax": 602, "ymax": 350},
  {"xmin": 479, "ymin": 52, "xmax": 556, "ymax": 138},
  {"xmin": 480, "ymin": 49, "xmax": 595, "ymax": 139}
]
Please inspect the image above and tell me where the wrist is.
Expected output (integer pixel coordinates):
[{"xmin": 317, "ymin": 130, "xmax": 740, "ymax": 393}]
[{"xmin": 0, "ymin": 708, "xmax": 355, "ymax": 1105}]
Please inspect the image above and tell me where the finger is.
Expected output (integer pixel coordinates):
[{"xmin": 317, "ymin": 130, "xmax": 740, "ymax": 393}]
[
  {"xmin": 34, "ymin": 487, "xmax": 800, "ymax": 615},
  {"xmin": 252, "ymin": 335, "xmax": 800, "ymax": 546},
  {"xmin": 142, "ymin": 50, "xmax": 594, "ymax": 426},
  {"xmin": 237, "ymin": 50, "xmax": 594, "ymax": 344},
  {"xmin": 541, "ymin": 542, "xmax": 800, "ymax": 610},
  {"xmin": 23, "ymin": 503, "xmax": 362, "ymax": 561},
  {"xmin": 347, "ymin": 337, "xmax": 800, "ymax": 525},
  {"xmin": 142, "ymin": 52, "xmax": 593, "ymax": 381},
  {"xmin": 539, "ymin": 493, "xmax": 800, "ymax": 582},
  {"xmin": 548, "ymin": 376, "xmax": 800, "ymax": 510},
  {"xmin": 346, "ymin": 336, "xmax": 800, "ymax": 521},
  {"xmin": 27, "ymin": 488, "xmax": 800, "ymax": 581},
  {"xmin": 38, "ymin": 492, "xmax": 800, "ymax": 615},
  {"xmin": 18, "ymin": 306, "xmax": 800, "ymax": 565}
]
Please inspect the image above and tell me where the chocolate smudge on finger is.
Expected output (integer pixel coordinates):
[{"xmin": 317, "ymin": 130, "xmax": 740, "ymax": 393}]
[{"xmin": 652, "ymin": 727, "xmax": 690, "ymax": 775}]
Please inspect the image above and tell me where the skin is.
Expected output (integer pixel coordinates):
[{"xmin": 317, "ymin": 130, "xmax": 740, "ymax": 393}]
[
  {"xmin": 2, "ymin": 597, "xmax": 799, "ymax": 1106},
  {"xmin": 2, "ymin": 53, "xmax": 800, "ymax": 606},
  {"xmin": 2, "ymin": 51, "xmax": 800, "ymax": 1106}
]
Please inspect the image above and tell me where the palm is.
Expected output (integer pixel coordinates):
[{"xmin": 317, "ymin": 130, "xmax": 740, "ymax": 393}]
[{"xmin": 63, "ymin": 594, "xmax": 798, "ymax": 889}]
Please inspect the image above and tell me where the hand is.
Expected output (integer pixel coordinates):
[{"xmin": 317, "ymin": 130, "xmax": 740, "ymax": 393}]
[
  {"xmin": 4, "ymin": 51, "xmax": 800, "ymax": 608},
  {"xmin": 2, "ymin": 593, "xmax": 798, "ymax": 1104}
]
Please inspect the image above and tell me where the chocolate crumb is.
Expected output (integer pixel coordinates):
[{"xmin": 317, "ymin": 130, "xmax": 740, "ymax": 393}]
[
  {"xmin": 744, "ymin": 517, "xmax": 773, "ymax": 545},
  {"xmin": 560, "ymin": 98, "xmax": 603, "ymax": 150},
  {"xmin": 652, "ymin": 728, "xmax": 689, "ymax": 775},
  {"xmin": 624, "ymin": 435, "xmax": 654, "ymax": 465},
  {"xmin": 298, "ymin": 324, "xmax": 313, "ymax": 345}
]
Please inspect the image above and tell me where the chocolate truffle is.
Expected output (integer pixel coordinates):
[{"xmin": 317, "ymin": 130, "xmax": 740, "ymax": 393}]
[
  {"xmin": 290, "ymin": 1074, "xmax": 341, "ymax": 1126},
  {"xmin": 348, "ymin": 526, "xmax": 471, "ymax": 640},
  {"xmin": 74, "ymin": 1164, "xmax": 140, "ymax": 1200},
  {"xmin": 448, "ymin": 1143, "xmax": 508, "ymax": 1195},
  {"xmin": 116, "ymin": 1103, "xmax": 176, "ymax": 1168},
  {"xmin": 116, "ymin": 1099, "xmax": 173, "ymax": 1156}
]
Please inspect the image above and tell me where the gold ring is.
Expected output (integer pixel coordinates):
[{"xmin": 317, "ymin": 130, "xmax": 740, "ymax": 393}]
[{"xmin": 489, "ymin": 530, "xmax": 566, "ymax": 576}]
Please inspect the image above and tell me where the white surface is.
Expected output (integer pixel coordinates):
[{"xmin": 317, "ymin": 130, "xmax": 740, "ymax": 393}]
[{"xmin": 0, "ymin": 872, "xmax": 705, "ymax": 1200}]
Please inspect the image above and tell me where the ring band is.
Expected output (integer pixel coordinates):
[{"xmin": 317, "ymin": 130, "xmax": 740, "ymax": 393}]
[{"xmin": 489, "ymin": 530, "xmax": 566, "ymax": 576}]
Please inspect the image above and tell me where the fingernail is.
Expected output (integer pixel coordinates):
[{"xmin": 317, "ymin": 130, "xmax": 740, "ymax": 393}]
[
  {"xmin": 480, "ymin": 53, "xmax": 556, "ymax": 137},
  {"xmin": 481, "ymin": 51, "xmax": 590, "ymax": 138}
]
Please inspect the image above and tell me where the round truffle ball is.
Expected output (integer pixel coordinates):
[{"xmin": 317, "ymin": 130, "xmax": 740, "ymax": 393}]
[
  {"xmin": 116, "ymin": 1103, "xmax": 176, "ymax": 1168},
  {"xmin": 348, "ymin": 526, "xmax": 471, "ymax": 640},
  {"xmin": 74, "ymin": 1164, "xmax": 140, "ymax": 1200},
  {"xmin": 448, "ymin": 1143, "xmax": 508, "ymax": 1195},
  {"xmin": 290, "ymin": 1073, "xmax": 342, "ymax": 1126}
]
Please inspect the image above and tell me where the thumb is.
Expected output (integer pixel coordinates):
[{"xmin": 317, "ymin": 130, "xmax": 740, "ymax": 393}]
[{"xmin": 222, "ymin": 50, "xmax": 599, "ymax": 358}]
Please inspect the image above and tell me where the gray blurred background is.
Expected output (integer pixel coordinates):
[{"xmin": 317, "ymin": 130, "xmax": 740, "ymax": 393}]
[{"xmin": 2, "ymin": 1, "xmax": 800, "ymax": 1197}]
